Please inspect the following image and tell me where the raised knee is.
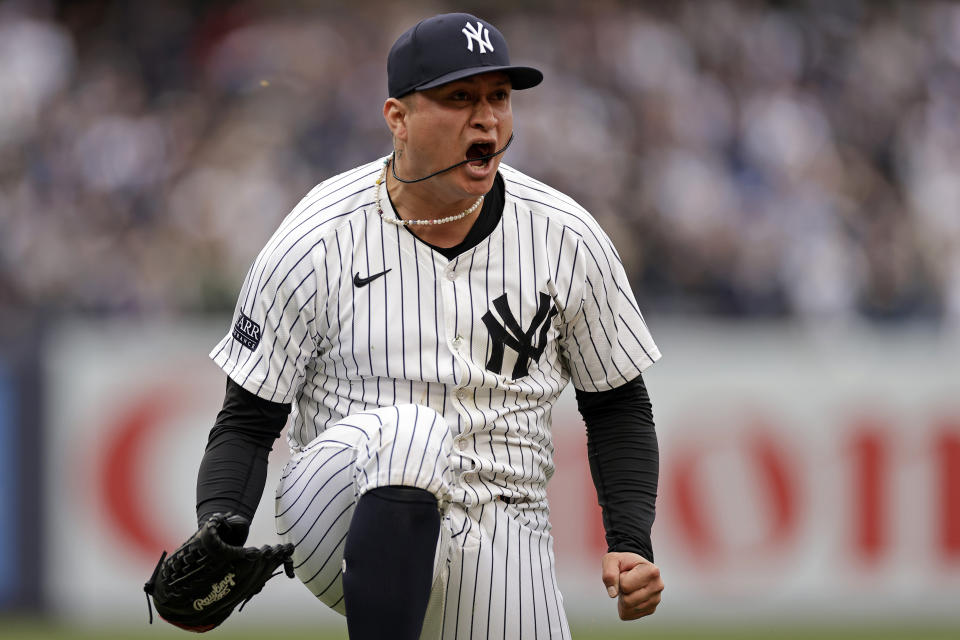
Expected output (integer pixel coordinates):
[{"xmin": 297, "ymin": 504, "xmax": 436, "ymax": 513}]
[
  {"xmin": 357, "ymin": 404, "xmax": 452, "ymax": 499},
  {"xmin": 384, "ymin": 404, "xmax": 451, "ymax": 453}
]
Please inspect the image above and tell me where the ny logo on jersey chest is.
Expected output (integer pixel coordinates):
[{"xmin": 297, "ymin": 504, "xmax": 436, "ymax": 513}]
[{"xmin": 482, "ymin": 292, "xmax": 558, "ymax": 379}]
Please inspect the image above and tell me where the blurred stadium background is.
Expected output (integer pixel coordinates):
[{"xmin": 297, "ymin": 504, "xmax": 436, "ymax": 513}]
[{"xmin": 1, "ymin": 0, "xmax": 959, "ymax": 638}]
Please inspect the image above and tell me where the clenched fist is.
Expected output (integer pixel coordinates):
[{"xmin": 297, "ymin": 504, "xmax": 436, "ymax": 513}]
[{"xmin": 600, "ymin": 552, "xmax": 663, "ymax": 620}]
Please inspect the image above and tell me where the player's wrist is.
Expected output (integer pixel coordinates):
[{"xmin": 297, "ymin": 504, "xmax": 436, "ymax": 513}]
[{"xmin": 199, "ymin": 512, "xmax": 251, "ymax": 546}]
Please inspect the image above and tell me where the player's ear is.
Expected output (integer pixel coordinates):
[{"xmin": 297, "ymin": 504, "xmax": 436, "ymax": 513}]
[{"xmin": 383, "ymin": 97, "xmax": 409, "ymax": 141}]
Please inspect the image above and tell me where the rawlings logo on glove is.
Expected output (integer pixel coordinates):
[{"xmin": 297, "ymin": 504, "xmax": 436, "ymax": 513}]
[
  {"xmin": 143, "ymin": 514, "xmax": 295, "ymax": 633},
  {"xmin": 193, "ymin": 573, "xmax": 236, "ymax": 610}
]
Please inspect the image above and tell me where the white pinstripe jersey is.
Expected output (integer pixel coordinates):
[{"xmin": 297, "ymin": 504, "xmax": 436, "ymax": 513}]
[{"xmin": 211, "ymin": 157, "xmax": 661, "ymax": 508}]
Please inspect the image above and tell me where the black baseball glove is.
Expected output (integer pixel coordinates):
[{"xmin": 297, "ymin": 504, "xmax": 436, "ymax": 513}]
[{"xmin": 143, "ymin": 513, "xmax": 295, "ymax": 633}]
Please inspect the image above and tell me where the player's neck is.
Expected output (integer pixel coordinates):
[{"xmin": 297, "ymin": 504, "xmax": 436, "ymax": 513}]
[{"xmin": 385, "ymin": 170, "xmax": 482, "ymax": 248}]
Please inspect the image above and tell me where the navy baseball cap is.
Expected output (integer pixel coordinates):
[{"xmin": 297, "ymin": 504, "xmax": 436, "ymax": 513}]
[{"xmin": 388, "ymin": 13, "xmax": 543, "ymax": 98}]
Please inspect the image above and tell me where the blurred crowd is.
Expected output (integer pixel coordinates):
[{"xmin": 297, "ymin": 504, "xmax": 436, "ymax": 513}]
[{"xmin": 1, "ymin": 0, "xmax": 959, "ymax": 323}]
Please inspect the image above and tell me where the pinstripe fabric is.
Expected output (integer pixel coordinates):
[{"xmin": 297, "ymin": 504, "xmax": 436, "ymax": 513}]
[
  {"xmin": 438, "ymin": 499, "xmax": 570, "ymax": 639},
  {"xmin": 274, "ymin": 404, "xmax": 452, "ymax": 615},
  {"xmin": 211, "ymin": 158, "xmax": 661, "ymax": 638}
]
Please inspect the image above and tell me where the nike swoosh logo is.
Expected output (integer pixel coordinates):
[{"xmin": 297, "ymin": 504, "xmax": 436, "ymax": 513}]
[{"xmin": 353, "ymin": 269, "xmax": 391, "ymax": 287}]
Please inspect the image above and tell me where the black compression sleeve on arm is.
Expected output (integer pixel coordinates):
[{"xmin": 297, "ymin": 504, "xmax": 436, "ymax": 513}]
[
  {"xmin": 195, "ymin": 378, "xmax": 290, "ymax": 531},
  {"xmin": 576, "ymin": 374, "xmax": 659, "ymax": 562}
]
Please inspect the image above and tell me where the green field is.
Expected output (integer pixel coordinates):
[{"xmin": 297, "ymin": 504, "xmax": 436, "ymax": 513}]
[{"xmin": 1, "ymin": 620, "xmax": 958, "ymax": 640}]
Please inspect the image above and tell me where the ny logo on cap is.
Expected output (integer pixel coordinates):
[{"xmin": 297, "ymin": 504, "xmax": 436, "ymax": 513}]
[{"xmin": 462, "ymin": 21, "xmax": 494, "ymax": 54}]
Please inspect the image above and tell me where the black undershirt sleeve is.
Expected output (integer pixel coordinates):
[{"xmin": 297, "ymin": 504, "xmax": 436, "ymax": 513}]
[
  {"xmin": 195, "ymin": 378, "xmax": 290, "ymax": 533},
  {"xmin": 575, "ymin": 373, "xmax": 659, "ymax": 562}
]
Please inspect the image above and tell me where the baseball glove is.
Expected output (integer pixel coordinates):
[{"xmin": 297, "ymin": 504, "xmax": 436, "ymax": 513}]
[{"xmin": 143, "ymin": 513, "xmax": 295, "ymax": 633}]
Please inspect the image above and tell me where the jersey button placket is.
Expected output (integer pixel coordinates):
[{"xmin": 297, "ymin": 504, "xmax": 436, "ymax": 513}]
[
  {"xmin": 442, "ymin": 260, "xmax": 470, "ymax": 421},
  {"xmin": 452, "ymin": 436, "xmax": 474, "ymax": 506}
]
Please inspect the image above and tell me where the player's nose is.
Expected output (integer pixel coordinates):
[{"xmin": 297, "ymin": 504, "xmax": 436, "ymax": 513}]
[{"xmin": 470, "ymin": 99, "xmax": 498, "ymax": 130}]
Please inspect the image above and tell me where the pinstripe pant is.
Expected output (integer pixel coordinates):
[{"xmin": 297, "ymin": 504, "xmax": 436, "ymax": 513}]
[{"xmin": 274, "ymin": 404, "xmax": 571, "ymax": 639}]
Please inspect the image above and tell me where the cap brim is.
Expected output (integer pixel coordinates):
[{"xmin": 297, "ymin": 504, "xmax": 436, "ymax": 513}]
[{"xmin": 415, "ymin": 65, "xmax": 543, "ymax": 92}]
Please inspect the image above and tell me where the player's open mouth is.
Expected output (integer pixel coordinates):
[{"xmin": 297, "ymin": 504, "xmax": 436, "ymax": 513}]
[{"xmin": 466, "ymin": 143, "xmax": 493, "ymax": 167}]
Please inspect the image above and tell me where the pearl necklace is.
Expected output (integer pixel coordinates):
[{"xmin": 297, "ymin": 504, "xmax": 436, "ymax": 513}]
[{"xmin": 375, "ymin": 158, "xmax": 484, "ymax": 227}]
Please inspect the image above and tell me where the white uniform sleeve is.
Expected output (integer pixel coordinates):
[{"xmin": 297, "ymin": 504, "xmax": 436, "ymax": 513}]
[
  {"xmin": 560, "ymin": 227, "xmax": 660, "ymax": 392},
  {"xmin": 210, "ymin": 232, "xmax": 321, "ymax": 404}
]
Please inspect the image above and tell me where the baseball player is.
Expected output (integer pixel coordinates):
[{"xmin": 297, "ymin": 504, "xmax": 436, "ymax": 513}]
[{"xmin": 189, "ymin": 12, "xmax": 662, "ymax": 639}]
